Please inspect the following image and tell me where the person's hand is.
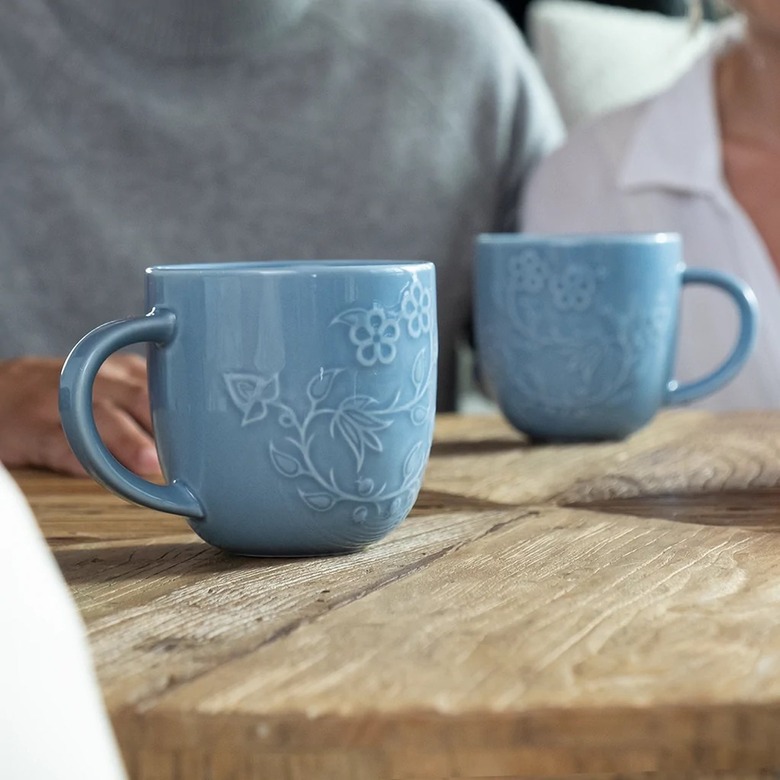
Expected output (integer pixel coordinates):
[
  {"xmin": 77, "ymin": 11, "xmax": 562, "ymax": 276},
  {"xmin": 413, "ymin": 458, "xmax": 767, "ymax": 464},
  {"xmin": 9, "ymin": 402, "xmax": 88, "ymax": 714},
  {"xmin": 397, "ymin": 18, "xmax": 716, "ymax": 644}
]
[{"xmin": 0, "ymin": 355, "xmax": 160, "ymax": 477}]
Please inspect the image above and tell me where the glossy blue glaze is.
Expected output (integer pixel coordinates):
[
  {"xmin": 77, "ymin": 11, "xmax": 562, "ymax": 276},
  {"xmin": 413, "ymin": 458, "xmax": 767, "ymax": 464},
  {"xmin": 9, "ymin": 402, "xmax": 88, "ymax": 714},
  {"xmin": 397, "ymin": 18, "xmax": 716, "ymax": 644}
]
[
  {"xmin": 475, "ymin": 233, "xmax": 757, "ymax": 441},
  {"xmin": 60, "ymin": 261, "xmax": 437, "ymax": 556}
]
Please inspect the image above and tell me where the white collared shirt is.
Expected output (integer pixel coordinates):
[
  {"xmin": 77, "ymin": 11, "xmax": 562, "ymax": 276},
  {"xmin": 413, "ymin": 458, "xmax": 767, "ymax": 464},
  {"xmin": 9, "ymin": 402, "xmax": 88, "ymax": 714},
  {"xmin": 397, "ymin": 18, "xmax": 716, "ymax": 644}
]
[{"xmin": 523, "ymin": 32, "xmax": 780, "ymax": 410}]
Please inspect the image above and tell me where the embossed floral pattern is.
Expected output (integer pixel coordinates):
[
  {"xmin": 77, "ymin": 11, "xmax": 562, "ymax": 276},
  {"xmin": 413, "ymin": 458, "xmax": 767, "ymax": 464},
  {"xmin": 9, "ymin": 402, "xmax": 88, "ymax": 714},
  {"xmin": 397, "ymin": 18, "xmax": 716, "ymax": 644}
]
[
  {"xmin": 496, "ymin": 253, "xmax": 675, "ymax": 417},
  {"xmin": 548, "ymin": 264, "xmax": 597, "ymax": 311},
  {"xmin": 401, "ymin": 277, "xmax": 433, "ymax": 338},
  {"xmin": 223, "ymin": 373, "xmax": 280, "ymax": 426},
  {"xmin": 223, "ymin": 274, "xmax": 436, "ymax": 524},
  {"xmin": 629, "ymin": 306, "xmax": 674, "ymax": 351},
  {"xmin": 334, "ymin": 304, "xmax": 400, "ymax": 367},
  {"xmin": 509, "ymin": 250, "xmax": 547, "ymax": 294}
]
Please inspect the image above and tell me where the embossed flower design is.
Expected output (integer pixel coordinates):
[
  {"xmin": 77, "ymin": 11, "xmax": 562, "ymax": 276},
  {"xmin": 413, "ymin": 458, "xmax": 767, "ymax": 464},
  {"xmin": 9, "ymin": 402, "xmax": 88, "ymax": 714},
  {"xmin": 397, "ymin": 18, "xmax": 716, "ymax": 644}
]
[
  {"xmin": 400, "ymin": 277, "xmax": 433, "ymax": 338},
  {"xmin": 509, "ymin": 249, "xmax": 547, "ymax": 294},
  {"xmin": 223, "ymin": 286, "xmax": 435, "ymax": 527},
  {"xmin": 630, "ymin": 304, "xmax": 672, "ymax": 350},
  {"xmin": 548, "ymin": 264, "xmax": 597, "ymax": 311},
  {"xmin": 348, "ymin": 305, "xmax": 401, "ymax": 366}
]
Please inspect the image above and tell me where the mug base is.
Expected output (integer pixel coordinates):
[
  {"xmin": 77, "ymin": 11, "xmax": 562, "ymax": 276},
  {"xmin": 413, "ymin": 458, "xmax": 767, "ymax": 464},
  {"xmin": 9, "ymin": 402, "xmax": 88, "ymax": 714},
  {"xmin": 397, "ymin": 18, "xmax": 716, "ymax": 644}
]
[
  {"xmin": 216, "ymin": 544, "xmax": 367, "ymax": 559},
  {"xmin": 525, "ymin": 430, "xmax": 634, "ymax": 445}
]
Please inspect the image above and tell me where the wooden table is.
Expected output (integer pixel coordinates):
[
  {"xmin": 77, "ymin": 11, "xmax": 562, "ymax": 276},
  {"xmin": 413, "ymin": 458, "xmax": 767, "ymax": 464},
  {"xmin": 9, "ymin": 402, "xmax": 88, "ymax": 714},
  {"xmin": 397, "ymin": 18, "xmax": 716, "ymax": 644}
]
[{"xmin": 14, "ymin": 410, "xmax": 780, "ymax": 779}]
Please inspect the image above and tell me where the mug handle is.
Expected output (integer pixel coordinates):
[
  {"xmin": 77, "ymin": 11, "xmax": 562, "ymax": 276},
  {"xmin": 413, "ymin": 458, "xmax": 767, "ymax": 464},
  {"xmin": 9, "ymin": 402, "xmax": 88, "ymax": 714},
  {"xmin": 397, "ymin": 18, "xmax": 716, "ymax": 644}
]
[
  {"xmin": 59, "ymin": 308, "xmax": 204, "ymax": 518},
  {"xmin": 665, "ymin": 268, "xmax": 758, "ymax": 406}
]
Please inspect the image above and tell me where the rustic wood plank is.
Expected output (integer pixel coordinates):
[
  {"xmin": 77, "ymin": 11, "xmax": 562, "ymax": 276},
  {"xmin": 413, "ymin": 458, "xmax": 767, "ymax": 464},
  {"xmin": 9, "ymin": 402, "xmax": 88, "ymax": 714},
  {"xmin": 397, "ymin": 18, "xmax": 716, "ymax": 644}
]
[
  {"xmin": 556, "ymin": 411, "xmax": 780, "ymax": 505},
  {"xmin": 424, "ymin": 410, "xmax": 716, "ymax": 505},
  {"xmin": 139, "ymin": 504, "xmax": 780, "ymax": 703},
  {"xmin": 113, "ymin": 707, "xmax": 780, "ymax": 776},
  {"xmin": 108, "ymin": 500, "xmax": 780, "ymax": 773},
  {"xmin": 14, "ymin": 410, "xmax": 780, "ymax": 778},
  {"xmin": 65, "ymin": 505, "xmax": 528, "ymax": 706},
  {"xmin": 566, "ymin": 489, "xmax": 780, "ymax": 532}
]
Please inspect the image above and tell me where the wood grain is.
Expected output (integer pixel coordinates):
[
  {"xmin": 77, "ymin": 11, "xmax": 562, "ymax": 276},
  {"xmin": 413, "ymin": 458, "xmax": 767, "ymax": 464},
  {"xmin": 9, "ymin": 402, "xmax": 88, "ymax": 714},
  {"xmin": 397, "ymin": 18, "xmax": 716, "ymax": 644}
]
[{"xmin": 15, "ymin": 410, "xmax": 780, "ymax": 779}]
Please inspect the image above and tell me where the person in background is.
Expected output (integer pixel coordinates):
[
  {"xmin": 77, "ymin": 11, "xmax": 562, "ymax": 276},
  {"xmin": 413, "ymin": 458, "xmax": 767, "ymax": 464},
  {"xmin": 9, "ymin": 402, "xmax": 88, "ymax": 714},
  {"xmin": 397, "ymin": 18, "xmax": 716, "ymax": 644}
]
[
  {"xmin": 0, "ymin": 0, "xmax": 563, "ymax": 475},
  {"xmin": 523, "ymin": 0, "xmax": 780, "ymax": 411}
]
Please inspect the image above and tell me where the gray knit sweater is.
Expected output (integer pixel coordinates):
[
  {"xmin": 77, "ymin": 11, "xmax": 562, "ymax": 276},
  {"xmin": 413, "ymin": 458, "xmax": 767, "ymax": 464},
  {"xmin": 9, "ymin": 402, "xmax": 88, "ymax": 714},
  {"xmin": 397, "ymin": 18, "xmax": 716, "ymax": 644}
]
[{"xmin": 0, "ymin": 0, "xmax": 563, "ymax": 410}]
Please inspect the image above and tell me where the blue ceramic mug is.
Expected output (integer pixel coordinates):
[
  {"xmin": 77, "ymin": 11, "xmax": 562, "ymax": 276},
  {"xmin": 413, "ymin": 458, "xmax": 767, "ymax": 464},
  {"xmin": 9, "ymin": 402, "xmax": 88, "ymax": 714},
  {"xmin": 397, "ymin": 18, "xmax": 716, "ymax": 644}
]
[
  {"xmin": 474, "ymin": 233, "xmax": 758, "ymax": 441},
  {"xmin": 60, "ymin": 261, "xmax": 437, "ymax": 556}
]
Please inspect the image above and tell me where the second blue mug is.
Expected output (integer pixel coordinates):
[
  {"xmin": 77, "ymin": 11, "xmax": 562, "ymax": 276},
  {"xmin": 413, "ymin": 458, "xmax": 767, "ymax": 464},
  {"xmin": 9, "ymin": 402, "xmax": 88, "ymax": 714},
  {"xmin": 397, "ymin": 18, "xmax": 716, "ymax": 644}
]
[{"xmin": 475, "ymin": 233, "xmax": 758, "ymax": 441}]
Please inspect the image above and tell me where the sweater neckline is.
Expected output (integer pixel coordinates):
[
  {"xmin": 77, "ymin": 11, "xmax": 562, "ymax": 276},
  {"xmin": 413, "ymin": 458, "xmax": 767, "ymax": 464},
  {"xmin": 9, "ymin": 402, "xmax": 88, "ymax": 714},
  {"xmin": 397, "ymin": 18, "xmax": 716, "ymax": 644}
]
[{"xmin": 54, "ymin": 0, "xmax": 315, "ymax": 61}]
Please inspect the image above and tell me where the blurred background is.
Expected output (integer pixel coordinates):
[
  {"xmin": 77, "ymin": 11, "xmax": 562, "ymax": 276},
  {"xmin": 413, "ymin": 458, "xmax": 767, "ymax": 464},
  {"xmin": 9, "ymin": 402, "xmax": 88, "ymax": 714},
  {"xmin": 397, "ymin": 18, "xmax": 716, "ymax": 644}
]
[{"xmin": 498, "ymin": 0, "xmax": 723, "ymax": 31}]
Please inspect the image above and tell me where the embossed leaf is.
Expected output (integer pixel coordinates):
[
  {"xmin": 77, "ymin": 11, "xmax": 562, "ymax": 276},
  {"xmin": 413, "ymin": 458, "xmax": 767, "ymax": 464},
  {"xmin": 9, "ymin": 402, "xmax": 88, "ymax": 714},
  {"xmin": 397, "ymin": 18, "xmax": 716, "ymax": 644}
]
[
  {"xmin": 242, "ymin": 402, "xmax": 269, "ymax": 426},
  {"xmin": 224, "ymin": 372, "xmax": 279, "ymax": 426},
  {"xmin": 307, "ymin": 369, "xmax": 340, "ymax": 403},
  {"xmin": 411, "ymin": 405, "xmax": 428, "ymax": 426},
  {"xmin": 278, "ymin": 409, "xmax": 297, "ymax": 428},
  {"xmin": 389, "ymin": 495, "xmax": 406, "ymax": 516},
  {"xmin": 339, "ymin": 397, "xmax": 392, "ymax": 432},
  {"xmin": 224, "ymin": 373, "xmax": 262, "ymax": 410},
  {"xmin": 334, "ymin": 415, "xmax": 366, "ymax": 469},
  {"xmin": 331, "ymin": 405, "xmax": 390, "ymax": 469},
  {"xmin": 412, "ymin": 348, "xmax": 427, "ymax": 388},
  {"xmin": 403, "ymin": 441, "xmax": 424, "ymax": 479},
  {"xmin": 353, "ymin": 505, "xmax": 369, "ymax": 524},
  {"xmin": 331, "ymin": 309, "xmax": 365, "ymax": 327},
  {"xmin": 356, "ymin": 477, "xmax": 375, "ymax": 497},
  {"xmin": 258, "ymin": 374, "xmax": 280, "ymax": 402},
  {"xmin": 269, "ymin": 444, "xmax": 303, "ymax": 477},
  {"xmin": 300, "ymin": 491, "xmax": 336, "ymax": 512}
]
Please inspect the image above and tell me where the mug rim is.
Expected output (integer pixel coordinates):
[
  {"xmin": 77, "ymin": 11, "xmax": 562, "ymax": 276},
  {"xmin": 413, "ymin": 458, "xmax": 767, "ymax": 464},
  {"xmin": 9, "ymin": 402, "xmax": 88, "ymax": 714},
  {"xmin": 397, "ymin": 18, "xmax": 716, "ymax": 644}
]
[
  {"xmin": 476, "ymin": 231, "xmax": 680, "ymax": 246},
  {"xmin": 146, "ymin": 260, "xmax": 434, "ymax": 275}
]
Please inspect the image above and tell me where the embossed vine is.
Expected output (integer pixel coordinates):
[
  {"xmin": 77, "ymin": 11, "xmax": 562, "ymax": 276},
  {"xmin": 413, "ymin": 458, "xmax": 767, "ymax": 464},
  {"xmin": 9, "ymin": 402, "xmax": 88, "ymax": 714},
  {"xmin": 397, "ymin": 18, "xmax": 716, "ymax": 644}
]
[{"xmin": 223, "ymin": 275, "xmax": 436, "ymax": 524}]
